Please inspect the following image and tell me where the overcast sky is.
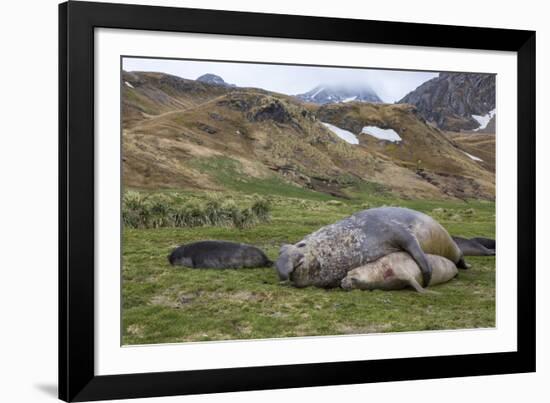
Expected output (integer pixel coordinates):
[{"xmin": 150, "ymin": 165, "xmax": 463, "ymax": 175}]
[{"xmin": 122, "ymin": 57, "xmax": 438, "ymax": 103}]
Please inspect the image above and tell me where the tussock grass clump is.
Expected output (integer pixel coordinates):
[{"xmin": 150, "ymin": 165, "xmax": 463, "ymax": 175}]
[
  {"xmin": 122, "ymin": 191, "xmax": 271, "ymax": 229},
  {"xmin": 431, "ymin": 207, "xmax": 477, "ymax": 222},
  {"xmin": 122, "ymin": 191, "xmax": 151, "ymax": 228},
  {"xmin": 251, "ymin": 199, "xmax": 271, "ymax": 221}
]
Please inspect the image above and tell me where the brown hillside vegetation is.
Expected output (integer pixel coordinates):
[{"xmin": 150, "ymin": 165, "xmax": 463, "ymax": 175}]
[
  {"xmin": 122, "ymin": 71, "xmax": 235, "ymax": 129},
  {"xmin": 122, "ymin": 71, "xmax": 495, "ymax": 201},
  {"xmin": 445, "ymin": 132, "xmax": 496, "ymax": 172},
  {"xmin": 315, "ymin": 102, "xmax": 494, "ymax": 198}
]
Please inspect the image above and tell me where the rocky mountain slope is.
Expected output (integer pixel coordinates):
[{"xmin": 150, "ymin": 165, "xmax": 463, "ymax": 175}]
[
  {"xmin": 296, "ymin": 83, "xmax": 382, "ymax": 104},
  {"xmin": 122, "ymin": 71, "xmax": 495, "ymax": 200},
  {"xmin": 399, "ymin": 72, "xmax": 495, "ymax": 131}
]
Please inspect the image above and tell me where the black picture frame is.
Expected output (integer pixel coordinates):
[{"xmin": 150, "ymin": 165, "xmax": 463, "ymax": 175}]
[{"xmin": 59, "ymin": 1, "xmax": 536, "ymax": 401}]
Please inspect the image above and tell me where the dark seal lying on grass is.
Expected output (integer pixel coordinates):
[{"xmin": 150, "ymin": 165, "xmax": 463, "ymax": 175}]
[
  {"xmin": 472, "ymin": 237, "xmax": 496, "ymax": 250},
  {"xmin": 169, "ymin": 240, "xmax": 272, "ymax": 269},
  {"xmin": 452, "ymin": 236, "xmax": 495, "ymax": 256},
  {"xmin": 276, "ymin": 207, "xmax": 468, "ymax": 289}
]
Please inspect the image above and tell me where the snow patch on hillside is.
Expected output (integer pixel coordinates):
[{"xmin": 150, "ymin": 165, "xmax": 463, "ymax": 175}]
[
  {"xmin": 361, "ymin": 126, "xmax": 402, "ymax": 142},
  {"xmin": 124, "ymin": 81, "xmax": 134, "ymax": 88},
  {"xmin": 462, "ymin": 151, "xmax": 483, "ymax": 162},
  {"xmin": 342, "ymin": 96, "xmax": 357, "ymax": 103},
  {"xmin": 472, "ymin": 109, "xmax": 496, "ymax": 131},
  {"xmin": 310, "ymin": 87, "xmax": 324, "ymax": 98},
  {"xmin": 322, "ymin": 122, "xmax": 359, "ymax": 145}
]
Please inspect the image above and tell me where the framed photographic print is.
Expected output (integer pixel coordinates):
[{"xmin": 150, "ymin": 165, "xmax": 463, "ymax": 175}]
[{"xmin": 59, "ymin": 1, "xmax": 535, "ymax": 401}]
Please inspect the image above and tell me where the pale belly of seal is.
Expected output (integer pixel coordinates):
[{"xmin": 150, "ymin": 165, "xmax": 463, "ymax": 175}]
[{"xmin": 341, "ymin": 252, "xmax": 458, "ymax": 292}]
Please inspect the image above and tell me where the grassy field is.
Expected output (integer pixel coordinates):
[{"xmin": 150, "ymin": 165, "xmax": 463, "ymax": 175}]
[{"xmin": 122, "ymin": 179, "xmax": 495, "ymax": 345}]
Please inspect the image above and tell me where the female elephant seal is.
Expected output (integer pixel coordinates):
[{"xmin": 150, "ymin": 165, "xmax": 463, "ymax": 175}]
[
  {"xmin": 341, "ymin": 252, "xmax": 458, "ymax": 292},
  {"xmin": 276, "ymin": 207, "xmax": 467, "ymax": 289},
  {"xmin": 169, "ymin": 240, "xmax": 272, "ymax": 269}
]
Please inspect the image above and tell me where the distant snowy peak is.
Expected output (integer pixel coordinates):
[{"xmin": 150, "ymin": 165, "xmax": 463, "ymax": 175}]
[
  {"xmin": 297, "ymin": 83, "xmax": 382, "ymax": 105},
  {"xmin": 196, "ymin": 73, "xmax": 235, "ymax": 87}
]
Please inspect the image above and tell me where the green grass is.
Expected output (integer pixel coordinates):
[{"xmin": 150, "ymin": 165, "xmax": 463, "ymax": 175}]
[
  {"xmin": 189, "ymin": 157, "xmax": 335, "ymax": 201},
  {"xmin": 122, "ymin": 176, "xmax": 495, "ymax": 345}
]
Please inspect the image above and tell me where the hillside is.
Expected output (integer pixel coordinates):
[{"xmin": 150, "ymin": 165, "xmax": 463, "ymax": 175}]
[
  {"xmin": 122, "ymin": 71, "xmax": 235, "ymax": 129},
  {"xmin": 122, "ymin": 71, "xmax": 495, "ymax": 201},
  {"xmin": 314, "ymin": 102, "xmax": 495, "ymax": 199},
  {"xmin": 445, "ymin": 132, "xmax": 496, "ymax": 172},
  {"xmin": 399, "ymin": 72, "xmax": 495, "ymax": 131}
]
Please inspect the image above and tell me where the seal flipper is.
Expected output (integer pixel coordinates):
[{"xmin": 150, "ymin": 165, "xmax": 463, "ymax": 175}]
[
  {"xmin": 395, "ymin": 231, "xmax": 432, "ymax": 287},
  {"xmin": 457, "ymin": 256, "xmax": 471, "ymax": 270},
  {"xmin": 408, "ymin": 277, "xmax": 426, "ymax": 293}
]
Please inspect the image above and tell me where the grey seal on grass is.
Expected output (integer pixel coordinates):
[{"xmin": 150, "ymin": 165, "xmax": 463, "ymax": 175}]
[
  {"xmin": 276, "ymin": 207, "xmax": 468, "ymax": 289},
  {"xmin": 472, "ymin": 237, "xmax": 496, "ymax": 250},
  {"xmin": 341, "ymin": 252, "xmax": 458, "ymax": 292},
  {"xmin": 452, "ymin": 236, "xmax": 495, "ymax": 256},
  {"xmin": 169, "ymin": 240, "xmax": 272, "ymax": 269}
]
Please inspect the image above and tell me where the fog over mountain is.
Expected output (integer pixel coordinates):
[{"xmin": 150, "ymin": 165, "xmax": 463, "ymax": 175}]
[
  {"xmin": 296, "ymin": 82, "xmax": 382, "ymax": 104},
  {"xmin": 122, "ymin": 57, "xmax": 438, "ymax": 102}
]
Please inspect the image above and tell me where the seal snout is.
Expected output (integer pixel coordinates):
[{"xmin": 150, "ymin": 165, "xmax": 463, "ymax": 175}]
[
  {"xmin": 341, "ymin": 276, "xmax": 353, "ymax": 290},
  {"xmin": 275, "ymin": 253, "xmax": 292, "ymax": 281},
  {"xmin": 168, "ymin": 247, "xmax": 183, "ymax": 266},
  {"xmin": 275, "ymin": 244, "xmax": 304, "ymax": 281}
]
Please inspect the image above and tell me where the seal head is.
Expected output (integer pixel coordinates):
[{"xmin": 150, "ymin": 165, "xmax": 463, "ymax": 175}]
[{"xmin": 275, "ymin": 244, "xmax": 304, "ymax": 281}]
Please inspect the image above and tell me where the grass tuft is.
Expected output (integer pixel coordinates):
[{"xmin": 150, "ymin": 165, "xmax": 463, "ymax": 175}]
[{"xmin": 122, "ymin": 191, "xmax": 272, "ymax": 230}]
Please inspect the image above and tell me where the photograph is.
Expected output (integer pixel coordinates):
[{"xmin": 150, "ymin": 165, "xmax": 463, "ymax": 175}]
[
  {"xmin": 0, "ymin": 0, "xmax": 542, "ymax": 401},
  {"xmin": 121, "ymin": 57, "xmax": 497, "ymax": 345}
]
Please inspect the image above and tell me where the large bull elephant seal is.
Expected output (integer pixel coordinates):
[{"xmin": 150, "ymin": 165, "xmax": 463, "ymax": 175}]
[
  {"xmin": 341, "ymin": 252, "xmax": 458, "ymax": 292},
  {"xmin": 276, "ymin": 207, "xmax": 467, "ymax": 289},
  {"xmin": 169, "ymin": 240, "xmax": 272, "ymax": 269},
  {"xmin": 452, "ymin": 236, "xmax": 495, "ymax": 256}
]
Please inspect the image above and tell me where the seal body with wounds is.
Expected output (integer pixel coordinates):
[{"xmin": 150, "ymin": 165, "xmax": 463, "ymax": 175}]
[
  {"xmin": 276, "ymin": 207, "xmax": 467, "ymax": 288},
  {"xmin": 169, "ymin": 240, "xmax": 272, "ymax": 269},
  {"xmin": 341, "ymin": 252, "xmax": 458, "ymax": 292}
]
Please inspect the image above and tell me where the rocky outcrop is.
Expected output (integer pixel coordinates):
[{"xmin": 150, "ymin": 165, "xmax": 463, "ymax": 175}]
[
  {"xmin": 197, "ymin": 73, "xmax": 235, "ymax": 87},
  {"xmin": 249, "ymin": 100, "xmax": 292, "ymax": 123},
  {"xmin": 399, "ymin": 73, "xmax": 495, "ymax": 131}
]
